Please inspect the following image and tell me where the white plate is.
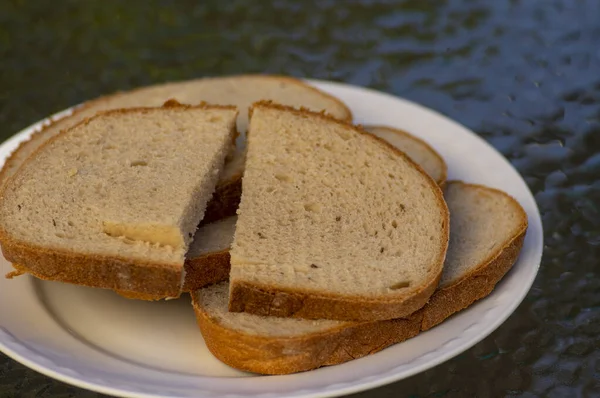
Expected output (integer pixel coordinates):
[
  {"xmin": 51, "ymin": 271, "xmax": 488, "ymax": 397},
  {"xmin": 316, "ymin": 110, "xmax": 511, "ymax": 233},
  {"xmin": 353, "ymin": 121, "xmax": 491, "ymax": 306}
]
[{"xmin": 0, "ymin": 79, "xmax": 543, "ymax": 398}]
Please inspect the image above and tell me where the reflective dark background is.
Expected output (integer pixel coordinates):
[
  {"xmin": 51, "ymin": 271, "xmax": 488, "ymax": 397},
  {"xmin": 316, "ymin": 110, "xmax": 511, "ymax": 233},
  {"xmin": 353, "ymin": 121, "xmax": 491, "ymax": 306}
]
[{"xmin": 1, "ymin": 1, "xmax": 598, "ymax": 397}]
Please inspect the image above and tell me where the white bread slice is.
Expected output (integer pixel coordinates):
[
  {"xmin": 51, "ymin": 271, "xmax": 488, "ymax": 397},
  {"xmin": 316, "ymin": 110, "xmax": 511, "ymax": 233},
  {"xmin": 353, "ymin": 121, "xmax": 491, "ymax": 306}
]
[
  {"xmin": 0, "ymin": 102, "xmax": 237, "ymax": 298},
  {"xmin": 364, "ymin": 125, "xmax": 447, "ymax": 186},
  {"xmin": 0, "ymin": 75, "xmax": 352, "ymax": 223},
  {"xmin": 228, "ymin": 102, "xmax": 449, "ymax": 322},
  {"xmin": 192, "ymin": 181, "xmax": 528, "ymax": 375}
]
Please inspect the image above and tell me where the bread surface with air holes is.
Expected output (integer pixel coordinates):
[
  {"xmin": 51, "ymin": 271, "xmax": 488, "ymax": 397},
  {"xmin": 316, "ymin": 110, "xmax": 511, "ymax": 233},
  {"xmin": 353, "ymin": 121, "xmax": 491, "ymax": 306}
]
[
  {"xmin": 228, "ymin": 102, "xmax": 449, "ymax": 322},
  {"xmin": 0, "ymin": 103, "xmax": 237, "ymax": 298},
  {"xmin": 192, "ymin": 181, "xmax": 528, "ymax": 375}
]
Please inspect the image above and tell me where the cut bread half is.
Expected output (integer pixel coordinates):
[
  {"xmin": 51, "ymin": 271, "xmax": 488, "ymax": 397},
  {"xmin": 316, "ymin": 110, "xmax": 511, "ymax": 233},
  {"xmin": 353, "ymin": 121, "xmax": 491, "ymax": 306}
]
[
  {"xmin": 364, "ymin": 125, "xmax": 447, "ymax": 186},
  {"xmin": 192, "ymin": 181, "xmax": 528, "ymax": 374},
  {"xmin": 0, "ymin": 75, "xmax": 352, "ymax": 224},
  {"xmin": 228, "ymin": 102, "xmax": 449, "ymax": 322},
  {"xmin": 0, "ymin": 102, "xmax": 238, "ymax": 298}
]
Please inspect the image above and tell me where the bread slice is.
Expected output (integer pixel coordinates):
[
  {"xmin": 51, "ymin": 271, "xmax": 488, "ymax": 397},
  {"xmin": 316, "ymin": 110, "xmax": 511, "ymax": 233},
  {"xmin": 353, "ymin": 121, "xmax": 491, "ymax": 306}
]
[
  {"xmin": 420, "ymin": 181, "xmax": 528, "ymax": 330},
  {"xmin": 228, "ymin": 102, "xmax": 449, "ymax": 322},
  {"xmin": 0, "ymin": 102, "xmax": 237, "ymax": 298},
  {"xmin": 364, "ymin": 125, "xmax": 447, "ymax": 186},
  {"xmin": 195, "ymin": 282, "xmax": 423, "ymax": 375},
  {"xmin": 192, "ymin": 181, "xmax": 528, "ymax": 374},
  {"xmin": 0, "ymin": 75, "xmax": 352, "ymax": 223}
]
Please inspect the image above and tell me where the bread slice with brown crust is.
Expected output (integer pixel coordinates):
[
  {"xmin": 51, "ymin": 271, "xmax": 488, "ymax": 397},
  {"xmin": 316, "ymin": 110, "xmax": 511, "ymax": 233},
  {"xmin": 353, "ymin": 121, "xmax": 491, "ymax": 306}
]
[
  {"xmin": 194, "ymin": 282, "xmax": 424, "ymax": 375},
  {"xmin": 191, "ymin": 181, "xmax": 528, "ymax": 374},
  {"xmin": 0, "ymin": 75, "xmax": 353, "ymax": 224},
  {"xmin": 364, "ymin": 125, "xmax": 447, "ymax": 187},
  {"xmin": 228, "ymin": 102, "xmax": 449, "ymax": 322},
  {"xmin": 0, "ymin": 103, "xmax": 237, "ymax": 298},
  {"xmin": 420, "ymin": 181, "xmax": 528, "ymax": 330}
]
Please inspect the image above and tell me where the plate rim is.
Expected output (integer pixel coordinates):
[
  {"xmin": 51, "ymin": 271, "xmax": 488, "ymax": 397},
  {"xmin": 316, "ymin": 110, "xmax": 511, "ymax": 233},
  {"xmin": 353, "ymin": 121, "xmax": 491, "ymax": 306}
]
[{"xmin": 0, "ymin": 78, "xmax": 544, "ymax": 398}]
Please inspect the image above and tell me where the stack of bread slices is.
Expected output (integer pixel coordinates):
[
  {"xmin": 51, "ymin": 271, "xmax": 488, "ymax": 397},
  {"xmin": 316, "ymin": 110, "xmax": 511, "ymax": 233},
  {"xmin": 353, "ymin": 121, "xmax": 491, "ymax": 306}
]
[{"xmin": 0, "ymin": 75, "xmax": 528, "ymax": 375}]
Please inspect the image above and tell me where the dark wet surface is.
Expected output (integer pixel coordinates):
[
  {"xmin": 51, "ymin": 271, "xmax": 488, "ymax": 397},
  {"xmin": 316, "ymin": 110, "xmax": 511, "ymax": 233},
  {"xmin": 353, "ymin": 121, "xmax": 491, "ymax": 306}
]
[{"xmin": 1, "ymin": 1, "xmax": 599, "ymax": 397}]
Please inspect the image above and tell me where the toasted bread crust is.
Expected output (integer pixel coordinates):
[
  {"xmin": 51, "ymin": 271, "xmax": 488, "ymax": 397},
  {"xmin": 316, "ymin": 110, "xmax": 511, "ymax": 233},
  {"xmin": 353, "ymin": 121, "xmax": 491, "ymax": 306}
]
[
  {"xmin": 229, "ymin": 102, "xmax": 449, "ymax": 322},
  {"xmin": 363, "ymin": 124, "xmax": 448, "ymax": 187},
  {"xmin": 182, "ymin": 250, "xmax": 231, "ymax": 292},
  {"xmin": 0, "ymin": 102, "xmax": 237, "ymax": 298},
  {"xmin": 193, "ymin": 291, "xmax": 422, "ymax": 375}
]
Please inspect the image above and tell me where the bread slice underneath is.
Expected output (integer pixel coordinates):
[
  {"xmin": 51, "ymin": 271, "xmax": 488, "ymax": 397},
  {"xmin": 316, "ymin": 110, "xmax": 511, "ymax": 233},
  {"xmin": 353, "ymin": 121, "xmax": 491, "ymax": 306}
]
[
  {"xmin": 0, "ymin": 75, "xmax": 352, "ymax": 223},
  {"xmin": 364, "ymin": 125, "xmax": 447, "ymax": 186},
  {"xmin": 228, "ymin": 102, "xmax": 448, "ymax": 322},
  {"xmin": 0, "ymin": 103, "xmax": 237, "ymax": 298},
  {"xmin": 192, "ymin": 181, "xmax": 528, "ymax": 375}
]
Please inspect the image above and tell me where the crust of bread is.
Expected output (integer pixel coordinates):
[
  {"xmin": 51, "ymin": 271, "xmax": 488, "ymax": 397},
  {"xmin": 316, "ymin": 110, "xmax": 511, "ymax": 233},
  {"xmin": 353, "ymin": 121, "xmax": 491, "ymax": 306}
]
[
  {"xmin": 420, "ymin": 180, "xmax": 528, "ymax": 330},
  {"xmin": 114, "ymin": 250, "xmax": 231, "ymax": 300},
  {"xmin": 10, "ymin": 248, "xmax": 231, "ymax": 301},
  {"xmin": 182, "ymin": 250, "xmax": 231, "ymax": 292},
  {"xmin": 0, "ymin": 102, "xmax": 237, "ymax": 298},
  {"xmin": 0, "ymin": 74, "xmax": 352, "ymax": 189},
  {"xmin": 229, "ymin": 101, "xmax": 449, "ymax": 322},
  {"xmin": 322, "ymin": 312, "xmax": 423, "ymax": 367},
  {"xmin": 193, "ymin": 291, "xmax": 422, "ymax": 375},
  {"xmin": 4, "ymin": 265, "xmax": 25, "ymax": 279},
  {"xmin": 0, "ymin": 109, "xmax": 85, "ymax": 187},
  {"xmin": 238, "ymin": 74, "xmax": 353, "ymax": 122},
  {"xmin": 2, "ymin": 243, "xmax": 182, "ymax": 297},
  {"xmin": 201, "ymin": 174, "xmax": 242, "ymax": 225},
  {"xmin": 362, "ymin": 124, "xmax": 448, "ymax": 187},
  {"xmin": 228, "ymin": 279, "xmax": 440, "ymax": 323},
  {"xmin": 192, "ymin": 181, "xmax": 528, "ymax": 374}
]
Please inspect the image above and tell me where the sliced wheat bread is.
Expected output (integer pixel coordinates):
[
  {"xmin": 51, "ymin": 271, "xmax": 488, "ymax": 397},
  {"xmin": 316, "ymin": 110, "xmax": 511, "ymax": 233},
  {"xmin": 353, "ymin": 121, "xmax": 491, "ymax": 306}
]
[
  {"xmin": 0, "ymin": 103, "xmax": 237, "ymax": 298},
  {"xmin": 420, "ymin": 181, "xmax": 528, "ymax": 329},
  {"xmin": 228, "ymin": 102, "xmax": 449, "ymax": 322},
  {"xmin": 0, "ymin": 75, "xmax": 352, "ymax": 224},
  {"xmin": 364, "ymin": 125, "xmax": 447, "ymax": 186},
  {"xmin": 192, "ymin": 181, "xmax": 528, "ymax": 374}
]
